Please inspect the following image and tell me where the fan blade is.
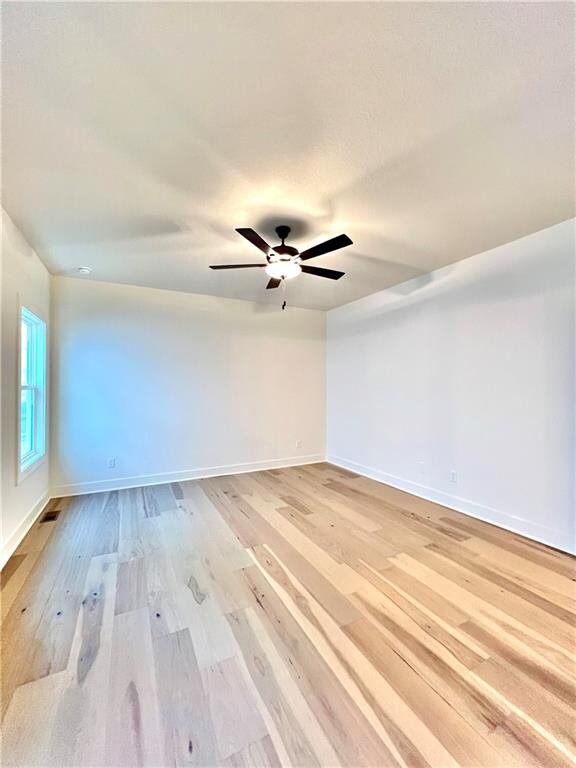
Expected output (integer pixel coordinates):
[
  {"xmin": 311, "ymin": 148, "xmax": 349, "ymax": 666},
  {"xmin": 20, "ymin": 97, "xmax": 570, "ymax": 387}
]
[
  {"xmin": 209, "ymin": 264, "xmax": 266, "ymax": 269},
  {"xmin": 236, "ymin": 228, "xmax": 271, "ymax": 255},
  {"xmin": 300, "ymin": 264, "xmax": 346, "ymax": 280},
  {"xmin": 266, "ymin": 277, "xmax": 281, "ymax": 289},
  {"xmin": 299, "ymin": 234, "xmax": 353, "ymax": 261},
  {"xmin": 300, "ymin": 265, "xmax": 345, "ymax": 280}
]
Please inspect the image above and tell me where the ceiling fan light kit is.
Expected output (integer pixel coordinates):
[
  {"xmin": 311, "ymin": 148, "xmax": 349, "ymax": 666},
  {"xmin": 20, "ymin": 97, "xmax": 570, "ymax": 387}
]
[
  {"xmin": 265, "ymin": 261, "xmax": 301, "ymax": 280},
  {"xmin": 209, "ymin": 225, "xmax": 353, "ymax": 308}
]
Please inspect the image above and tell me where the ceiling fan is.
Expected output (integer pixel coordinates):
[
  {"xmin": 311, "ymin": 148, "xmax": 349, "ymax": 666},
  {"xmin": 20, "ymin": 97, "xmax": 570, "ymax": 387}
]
[{"xmin": 209, "ymin": 226, "xmax": 353, "ymax": 289}]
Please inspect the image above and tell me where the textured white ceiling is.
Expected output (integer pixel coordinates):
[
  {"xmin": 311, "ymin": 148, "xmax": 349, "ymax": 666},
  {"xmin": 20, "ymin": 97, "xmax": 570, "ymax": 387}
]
[{"xmin": 2, "ymin": 2, "xmax": 574, "ymax": 310}]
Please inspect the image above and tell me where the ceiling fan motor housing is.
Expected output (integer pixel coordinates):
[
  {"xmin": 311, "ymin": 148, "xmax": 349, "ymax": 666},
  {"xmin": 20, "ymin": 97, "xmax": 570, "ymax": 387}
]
[
  {"xmin": 270, "ymin": 244, "xmax": 299, "ymax": 260},
  {"xmin": 271, "ymin": 226, "xmax": 299, "ymax": 261},
  {"xmin": 275, "ymin": 225, "xmax": 291, "ymax": 242}
]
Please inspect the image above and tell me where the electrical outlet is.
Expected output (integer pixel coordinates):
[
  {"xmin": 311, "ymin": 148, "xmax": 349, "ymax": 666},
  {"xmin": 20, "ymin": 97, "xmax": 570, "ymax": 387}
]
[
  {"xmin": 418, "ymin": 461, "xmax": 425, "ymax": 477},
  {"xmin": 450, "ymin": 470, "xmax": 457, "ymax": 484},
  {"xmin": 296, "ymin": 440, "xmax": 302, "ymax": 449},
  {"xmin": 107, "ymin": 457, "xmax": 116, "ymax": 469}
]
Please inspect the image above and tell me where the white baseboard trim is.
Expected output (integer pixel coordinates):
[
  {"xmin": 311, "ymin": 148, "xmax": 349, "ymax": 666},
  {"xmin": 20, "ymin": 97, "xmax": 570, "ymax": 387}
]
[
  {"xmin": 327, "ymin": 455, "xmax": 575, "ymax": 555},
  {"xmin": 0, "ymin": 491, "xmax": 50, "ymax": 571},
  {"xmin": 51, "ymin": 454, "xmax": 325, "ymax": 498},
  {"xmin": 4, "ymin": 454, "xmax": 571, "ymax": 570}
]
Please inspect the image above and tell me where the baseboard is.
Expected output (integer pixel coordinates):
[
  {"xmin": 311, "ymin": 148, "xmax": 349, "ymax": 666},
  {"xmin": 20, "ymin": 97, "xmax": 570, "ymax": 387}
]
[
  {"xmin": 0, "ymin": 491, "xmax": 50, "ymax": 571},
  {"xmin": 51, "ymin": 454, "xmax": 325, "ymax": 498},
  {"xmin": 327, "ymin": 455, "xmax": 575, "ymax": 555},
  {"xmin": 7, "ymin": 454, "xmax": 570, "ymax": 570}
]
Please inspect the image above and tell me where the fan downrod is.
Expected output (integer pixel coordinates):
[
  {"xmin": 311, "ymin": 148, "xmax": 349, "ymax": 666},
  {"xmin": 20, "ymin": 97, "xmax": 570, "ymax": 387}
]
[{"xmin": 275, "ymin": 225, "xmax": 291, "ymax": 244}]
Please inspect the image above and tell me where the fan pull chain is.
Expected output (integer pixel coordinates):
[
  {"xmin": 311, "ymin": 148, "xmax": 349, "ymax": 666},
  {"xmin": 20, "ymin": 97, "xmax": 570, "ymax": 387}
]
[{"xmin": 281, "ymin": 278, "xmax": 287, "ymax": 310}]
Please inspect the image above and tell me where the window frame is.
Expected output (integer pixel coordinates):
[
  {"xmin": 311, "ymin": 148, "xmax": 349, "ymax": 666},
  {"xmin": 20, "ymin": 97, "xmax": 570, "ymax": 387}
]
[{"xmin": 17, "ymin": 302, "xmax": 47, "ymax": 483}]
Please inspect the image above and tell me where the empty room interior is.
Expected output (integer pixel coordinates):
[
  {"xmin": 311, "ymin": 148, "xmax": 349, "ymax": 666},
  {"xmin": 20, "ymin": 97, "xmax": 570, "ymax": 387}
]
[{"xmin": 1, "ymin": 2, "xmax": 575, "ymax": 767}]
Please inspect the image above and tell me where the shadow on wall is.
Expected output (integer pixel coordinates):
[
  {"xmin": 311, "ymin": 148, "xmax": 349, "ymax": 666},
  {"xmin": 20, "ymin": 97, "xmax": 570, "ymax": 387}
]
[{"xmin": 329, "ymin": 220, "xmax": 575, "ymax": 335}]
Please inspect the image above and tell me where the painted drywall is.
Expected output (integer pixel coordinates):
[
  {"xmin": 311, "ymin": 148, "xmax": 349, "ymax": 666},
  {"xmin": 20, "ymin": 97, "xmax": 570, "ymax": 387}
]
[
  {"xmin": 1, "ymin": 211, "xmax": 51, "ymax": 567},
  {"xmin": 50, "ymin": 278, "xmax": 325, "ymax": 495},
  {"xmin": 327, "ymin": 219, "xmax": 575, "ymax": 553}
]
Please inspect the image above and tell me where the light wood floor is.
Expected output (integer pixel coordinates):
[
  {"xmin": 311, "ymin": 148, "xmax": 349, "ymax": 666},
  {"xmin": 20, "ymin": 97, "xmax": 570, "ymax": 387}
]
[{"xmin": 1, "ymin": 463, "xmax": 575, "ymax": 767}]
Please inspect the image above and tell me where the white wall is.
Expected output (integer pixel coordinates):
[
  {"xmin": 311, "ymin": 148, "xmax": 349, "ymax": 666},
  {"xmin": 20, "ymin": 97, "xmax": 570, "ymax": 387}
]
[
  {"xmin": 327, "ymin": 219, "xmax": 575, "ymax": 553},
  {"xmin": 3, "ymin": 218, "xmax": 572, "ymax": 561},
  {"xmin": 51, "ymin": 278, "xmax": 325, "ymax": 494},
  {"xmin": 1, "ymin": 211, "xmax": 51, "ymax": 567}
]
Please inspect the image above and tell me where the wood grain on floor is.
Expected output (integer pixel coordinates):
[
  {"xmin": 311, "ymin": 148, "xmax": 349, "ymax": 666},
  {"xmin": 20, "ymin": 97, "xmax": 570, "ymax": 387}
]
[{"xmin": 1, "ymin": 464, "xmax": 575, "ymax": 767}]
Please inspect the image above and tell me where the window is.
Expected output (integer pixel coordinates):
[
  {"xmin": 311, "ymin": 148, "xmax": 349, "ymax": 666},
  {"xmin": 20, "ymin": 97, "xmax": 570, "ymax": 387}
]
[{"xmin": 19, "ymin": 306, "xmax": 47, "ymax": 478}]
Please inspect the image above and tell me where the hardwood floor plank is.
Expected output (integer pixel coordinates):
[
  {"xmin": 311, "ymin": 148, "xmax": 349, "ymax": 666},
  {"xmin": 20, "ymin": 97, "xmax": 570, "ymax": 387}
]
[
  {"xmin": 248, "ymin": 544, "xmax": 471, "ymax": 767},
  {"xmin": 475, "ymin": 656, "xmax": 576, "ymax": 755},
  {"xmin": 446, "ymin": 517, "xmax": 576, "ymax": 581},
  {"xmin": 231, "ymin": 605, "xmax": 343, "ymax": 767},
  {"xmin": 14, "ymin": 519, "xmax": 57, "ymax": 556},
  {"xmin": 415, "ymin": 546, "xmax": 575, "ymax": 651},
  {"xmin": 1, "ymin": 492, "xmax": 113, "ymax": 716},
  {"xmin": 156, "ymin": 507, "xmax": 239, "ymax": 668},
  {"xmin": 343, "ymin": 617, "xmax": 503, "ymax": 768},
  {"xmin": 47, "ymin": 553, "xmax": 118, "ymax": 767},
  {"xmin": 461, "ymin": 620, "xmax": 575, "ymax": 710},
  {"xmin": 201, "ymin": 655, "xmax": 269, "ymax": 761},
  {"xmin": 324, "ymin": 479, "xmax": 470, "ymax": 544},
  {"xmin": 105, "ymin": 607, "xmax": 163, "ymax": 766},
  {"xmin": 379, "ymin": 561, "xmax": 472, "ymax": 626},
  {"xmin": 1, "ymin": 464, "xmax": 574, "ymax": 767},
  {"xmin": 391, "ymin": 551, "xmax": 574, "ymax": 667},
  {"xmin": 211, "ymin": 480, "xmax": 361, "ymax": 626},
  {"xmin": 145, "ymin": 546, "xmax": 190, "ymax": 638},
  {"xmin": 426, "ymin": 541, "xmax": 576, "ymax": 625},
  {"xmin": 141, "ymin": 483, "xmax": 178, "ymax": 517},
  {"xmin": 353, "ymin": 561, "xmax": 488, "ymax": 669},
  {"xmin": 1, "ymin": 671, "xmax": 71, "ymax": 766},
  {"xmin": 240, "ymin": 563, "xmax": 402, "ymax": 767},
  {"xmin": 118, "ymin": 486, "xmax": 150, "ymax": 562},
  {"xmin": 350, "ymin": 585, "xmax": 510, "ymax": 736},
  {"xmin": 267, "ymin": 468, "xmax": 382, "ymax": 534},
  {"xmin": 153, "ymin": 627, "xmax": 219, "ymax": 766},
  {"xmin": 1, "ymin": 551, "xmax": 41, "ymax": 621},
  {"xmin": 228, "ymin": 606, "xmax": 326, "ymax": 767},
  {"xmin": 0, "ymin": 554, "xmax": 26, "ymax": 588},
  {"xmin": 245, "ymin": 493, "xmax": 367, "ymax": 594},
  {"xmin": 463, "ymin": 536, "xmax": 576, "ymax": 598},
  {"xmin": 222, "ymin": 735, "xmax": 282, "ymax": 768},
  {"xmin": 115, "ymin": 556, "xmax": 148, "ymax": 615}
]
